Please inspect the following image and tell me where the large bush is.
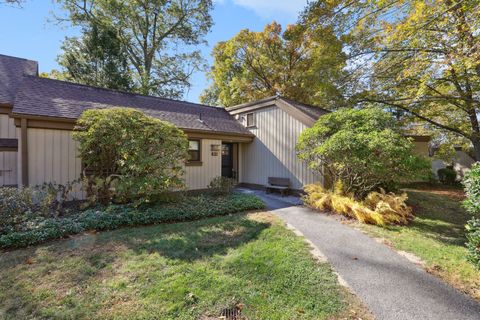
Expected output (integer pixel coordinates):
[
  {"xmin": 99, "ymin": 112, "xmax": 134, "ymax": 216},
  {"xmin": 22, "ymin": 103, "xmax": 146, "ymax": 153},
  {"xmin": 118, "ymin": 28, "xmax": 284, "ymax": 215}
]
[
  {"xmin": 73, "ymin": 108, "xmax": 188, "ymax": 205},
  {"xmin": 297, "ymin": 107, "xmax": 431, "ymax": 198},
  {"xmin": 463, "ymin": 163, "xmax": 480, "ymax": 268},
  {"xmin": 0, "ymin": 193, "xmax": 265, "ymax": 249}
]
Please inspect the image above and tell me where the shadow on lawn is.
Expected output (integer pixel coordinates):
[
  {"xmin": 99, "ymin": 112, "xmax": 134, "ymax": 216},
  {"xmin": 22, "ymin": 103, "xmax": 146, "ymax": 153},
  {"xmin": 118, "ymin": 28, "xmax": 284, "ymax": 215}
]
[
  {"xmin": 0, "ymin": 213, "xmax": 270, "ymax": 318},
  {"xmin": 125, "ymin": 214, "xmax": 270, "ymax": 261},
  {"xmin": 404, "ymin": 190, "xmax": 470, "ymax": 246}
]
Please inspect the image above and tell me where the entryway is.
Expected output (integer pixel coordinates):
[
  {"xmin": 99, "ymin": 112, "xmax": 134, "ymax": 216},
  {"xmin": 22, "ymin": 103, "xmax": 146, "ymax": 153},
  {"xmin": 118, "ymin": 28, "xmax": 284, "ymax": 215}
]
[{"xmin": 221, "ymin": 143, "xmax": 238, "ymax": 179}]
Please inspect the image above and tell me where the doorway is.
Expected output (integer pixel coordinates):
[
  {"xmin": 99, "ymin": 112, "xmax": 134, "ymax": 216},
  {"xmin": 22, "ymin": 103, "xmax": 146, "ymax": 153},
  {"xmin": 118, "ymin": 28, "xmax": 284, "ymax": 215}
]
[{"xmin": 221, "ymin": 143, "xmax": 234, "ymax": 178}]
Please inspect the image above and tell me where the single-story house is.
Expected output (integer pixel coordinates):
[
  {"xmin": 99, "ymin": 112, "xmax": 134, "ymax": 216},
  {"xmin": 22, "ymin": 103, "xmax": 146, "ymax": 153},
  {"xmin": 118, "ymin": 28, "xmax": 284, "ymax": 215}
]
[{"xmin": 0, "ymin": 54, "xmax": 430, "ymax": 196}]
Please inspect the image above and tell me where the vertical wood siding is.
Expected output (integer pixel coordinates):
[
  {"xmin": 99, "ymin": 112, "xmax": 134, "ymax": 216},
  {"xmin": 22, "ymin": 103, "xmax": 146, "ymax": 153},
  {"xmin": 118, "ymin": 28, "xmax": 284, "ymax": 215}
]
[
  {"xmin": 184, "ymin": 139, "xmax": 221, "ymax": 189},
  {"xmin": 0, "ymin": 114, "xmax": 18, "ymax": 186},
  {"xmin": 239, "ymin": 106, "xmax": 322, "ymax": 190},
  {"xmin": 27, "ymin": 128, "xmax": 83, "ymax": 198}
]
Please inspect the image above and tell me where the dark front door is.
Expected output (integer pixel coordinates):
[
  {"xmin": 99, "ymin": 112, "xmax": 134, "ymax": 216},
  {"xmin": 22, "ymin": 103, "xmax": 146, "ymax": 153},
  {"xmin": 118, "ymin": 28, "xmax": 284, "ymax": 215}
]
[{"xmin": 221, "ymin": 143, "xmax": 234, "ymax": 178}]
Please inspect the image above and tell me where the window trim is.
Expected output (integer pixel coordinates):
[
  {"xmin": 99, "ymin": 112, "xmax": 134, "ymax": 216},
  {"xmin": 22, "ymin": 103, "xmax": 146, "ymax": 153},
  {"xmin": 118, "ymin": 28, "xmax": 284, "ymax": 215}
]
[
  {"xmin": 186, "ymin": 139, "xmax": 202, "ymax": 166},
  {"xmin": 245, "ymin": 112, "xmax": 256, "ymax": 128}
]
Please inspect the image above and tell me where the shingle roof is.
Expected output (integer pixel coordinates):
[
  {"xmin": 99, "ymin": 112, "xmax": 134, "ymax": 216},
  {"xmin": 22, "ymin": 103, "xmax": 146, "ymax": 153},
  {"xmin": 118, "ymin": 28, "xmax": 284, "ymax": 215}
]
[
  {"xmin": 12, "ymin": 76, "xmax": 252, "ymax": 135},
  {"xmin": 280, "ymin": 97, "xmax": 330, "ymax": 119},
  {"xmin": 0, "ymin": 54, "xmax": 38, "ymax": 105}
]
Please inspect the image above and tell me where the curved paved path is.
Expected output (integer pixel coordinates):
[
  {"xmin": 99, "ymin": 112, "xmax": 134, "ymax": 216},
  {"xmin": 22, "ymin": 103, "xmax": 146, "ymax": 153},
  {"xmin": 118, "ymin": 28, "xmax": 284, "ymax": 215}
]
[{"xmin": 250, "ymin": 190, "xmax": 480, "ymax": 320}]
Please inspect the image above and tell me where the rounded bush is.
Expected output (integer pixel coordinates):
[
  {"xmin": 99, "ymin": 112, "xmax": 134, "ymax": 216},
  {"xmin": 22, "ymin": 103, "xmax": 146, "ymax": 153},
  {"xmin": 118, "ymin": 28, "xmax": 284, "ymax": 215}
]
[{"xmin": 437, "ymin": 167, "xmax": 457, "ymax": 185}]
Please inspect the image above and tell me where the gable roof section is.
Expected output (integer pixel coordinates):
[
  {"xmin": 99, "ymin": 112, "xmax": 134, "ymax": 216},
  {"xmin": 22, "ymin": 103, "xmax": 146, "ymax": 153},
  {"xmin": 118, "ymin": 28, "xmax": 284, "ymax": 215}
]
[
  {"xmin": 0, "ymin": 54, "xmax": 38, "ymax": 106},
  {"xmin": 11, "ymin": 76, "xmax": 252, "ymax": 136},
  {"xmin": 226, "ymin": 96, "xmax": 330, "ymax": 127}
]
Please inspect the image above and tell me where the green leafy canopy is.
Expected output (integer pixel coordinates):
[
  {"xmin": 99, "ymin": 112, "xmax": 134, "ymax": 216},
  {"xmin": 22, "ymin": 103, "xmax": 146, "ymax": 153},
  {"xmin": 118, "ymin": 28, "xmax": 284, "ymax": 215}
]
[
  {"xmin": 73, "ymin": 108, "xmax": 188, "ymax": 205},
  {"xmin": 297, "ymin": 107, "xmax": 431, "ymax": 198}
]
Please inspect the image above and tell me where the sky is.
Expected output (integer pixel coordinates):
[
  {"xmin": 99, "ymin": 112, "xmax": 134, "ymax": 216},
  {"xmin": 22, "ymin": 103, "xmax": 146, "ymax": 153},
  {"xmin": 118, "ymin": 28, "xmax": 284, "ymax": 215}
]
[{"xmin": 0, "ymin": 0, "xmax": 309, "ymax": 103}]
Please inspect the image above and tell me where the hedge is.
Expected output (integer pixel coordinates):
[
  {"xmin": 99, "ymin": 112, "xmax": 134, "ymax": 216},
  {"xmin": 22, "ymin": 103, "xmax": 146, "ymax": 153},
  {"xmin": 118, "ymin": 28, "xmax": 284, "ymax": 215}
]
[{"xmin": 0, "ymin": 193, "xmax": 265, "ymax": 249}]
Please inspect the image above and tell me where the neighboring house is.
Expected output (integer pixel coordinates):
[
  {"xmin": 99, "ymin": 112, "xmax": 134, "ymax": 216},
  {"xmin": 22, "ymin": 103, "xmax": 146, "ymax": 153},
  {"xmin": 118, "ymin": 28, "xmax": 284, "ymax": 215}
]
[
  {"xmin": 431, "ymin": 147, "xmax": 476, "ymax": 179},
  {"xmin": 0, "ymin": 54, "xmax": 430, "ymax": 195}
]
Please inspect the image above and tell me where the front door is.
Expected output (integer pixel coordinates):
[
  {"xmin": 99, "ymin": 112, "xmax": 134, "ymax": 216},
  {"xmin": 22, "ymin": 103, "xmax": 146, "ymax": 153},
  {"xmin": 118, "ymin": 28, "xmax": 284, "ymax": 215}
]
[{"xmin": 221, "ymin": 143, "xmax": 234, "ymax": 178}]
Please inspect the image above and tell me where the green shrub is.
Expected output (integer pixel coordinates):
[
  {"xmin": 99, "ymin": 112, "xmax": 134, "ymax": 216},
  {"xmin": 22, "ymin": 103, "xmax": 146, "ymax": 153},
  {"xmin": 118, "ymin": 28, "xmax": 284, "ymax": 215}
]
[
  {"xmin": 0, "ymin": 183, "xmax": 78, "ymax": 234},
  {"xmin": 0, "ymin": 193, "xmax": 265, "ymax": 249},
  {"xmin": 297, "ymin": 107, "xmax": 431, "ymax": 199},
  {"xmin": 463, "ymin": 163, "xmax": 480, "ymax": 216},
  {"xmin": 73, "ymin": 108, "xmax": 188, "ymax": 205},
  {"xmin": 465, "ymin": 218, "xmax": 480, "ymax": 269},
  {"xmin": 438, "ymin": 167, "xmax": 457, "ymax": 185},
  {"xmin": 208, "ymin": 176, "xmax": 237, "ymax": 195}
]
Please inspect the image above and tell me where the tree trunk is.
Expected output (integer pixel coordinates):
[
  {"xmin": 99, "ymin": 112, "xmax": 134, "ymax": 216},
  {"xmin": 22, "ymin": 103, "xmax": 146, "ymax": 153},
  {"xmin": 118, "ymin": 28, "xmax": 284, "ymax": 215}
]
[{"xmin": 471, "ymin": 137, "xmax": 480, "ymax": 161}]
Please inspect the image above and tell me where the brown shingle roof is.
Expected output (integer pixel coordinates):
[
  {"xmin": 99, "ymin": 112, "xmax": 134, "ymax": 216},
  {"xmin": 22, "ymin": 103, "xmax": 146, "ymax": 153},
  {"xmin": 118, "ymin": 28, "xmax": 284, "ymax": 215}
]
[
  {"xmin": 279, "ymin": 97, "xmax": 330, "ymax": 119},
  {"xmin": 0, "ymin": 54, "xmax": 38, "ymax": 105},
  {"xmin": 12, "ymin": 76, "xmax": 252, "ymax": 135}
]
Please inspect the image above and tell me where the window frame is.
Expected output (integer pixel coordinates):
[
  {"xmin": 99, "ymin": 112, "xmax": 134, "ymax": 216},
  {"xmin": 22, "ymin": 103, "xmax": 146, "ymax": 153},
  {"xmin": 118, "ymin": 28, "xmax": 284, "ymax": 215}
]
[
  {"xmin": 246, "ymin": 112, "xmax": 256, "ymax": 128},
  {"xmin": 186, "ymin": 139, "xmax": 202, "ymax": 166}
]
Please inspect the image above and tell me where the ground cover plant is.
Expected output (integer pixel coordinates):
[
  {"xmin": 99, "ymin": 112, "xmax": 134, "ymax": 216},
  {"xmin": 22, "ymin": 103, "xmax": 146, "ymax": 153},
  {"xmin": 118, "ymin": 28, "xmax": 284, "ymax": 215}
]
[
  {"xmin": 358, "ymin": 185, "xmax": 480, "ymax": 301},
  {"xmin": 0, "ymin": 212, "xmax": 370, "ymax": 319},
  {"xmin": 0, "ymin": 192, "xmax": 264, "ymax": 249}
]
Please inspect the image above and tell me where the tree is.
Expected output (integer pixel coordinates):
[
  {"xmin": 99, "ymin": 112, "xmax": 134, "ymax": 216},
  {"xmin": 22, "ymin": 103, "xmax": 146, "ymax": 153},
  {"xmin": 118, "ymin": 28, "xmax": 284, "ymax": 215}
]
[
  {"xmin": 297, "ymin": 107, "xmax": 431, "ymax": 198},
  {"xmin": 201, "ymin": 21, "xmax": 346, "ymax": 108},
  {"xmin": 58, "ymin": 24, "xmax": 132, "ymax": 91},
  {"xmin": 303, "ymin": 0, "xmax": 480, "ymax": 160},
  {"xmin": 73, "ymin": 108, "xmax": 188, "ymax": 204},
  {"xmin": 56, "ymin": 0, "xmax": 213, "ymax": 98},
  {"xmin": 1, "ymin": 0, "xmax": 23, "ymax": 5}
]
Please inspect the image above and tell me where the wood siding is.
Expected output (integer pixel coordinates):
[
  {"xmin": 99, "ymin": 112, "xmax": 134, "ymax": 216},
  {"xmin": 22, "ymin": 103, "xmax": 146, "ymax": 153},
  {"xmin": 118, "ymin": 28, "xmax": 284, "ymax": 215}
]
[
  {"xmin": 185, "ymin": 139, "xmax": 221, "ymax": 189},
  {"xmin": 27, "ymin": 128, "xmax": 83, "ymax": 198},
  {"xmin": 0, "ymin": 114, "xmax": 18, "ymax": 186},
  {"xmin": 24, "ymin": 129, "xmax": 221, "ymax": 193},
  {"xmin": 238, "ymin": 106, "xmax": 322, "ymax": 190}
]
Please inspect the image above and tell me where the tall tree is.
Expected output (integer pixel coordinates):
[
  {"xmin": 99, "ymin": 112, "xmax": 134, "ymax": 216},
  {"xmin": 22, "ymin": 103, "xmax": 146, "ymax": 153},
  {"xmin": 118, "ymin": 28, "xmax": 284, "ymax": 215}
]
[
  {"xmin": 58, "ymin": 24, "xmax": 133, "ymax": 91},
  {"xmin": 304, "ymin": 0, "xmax": 480, "ymax": 159},
  {"xmin": 56, "ymin": 0, "xmax": 213, "ymax": 98},
  {"xmin": 201, "ymin": 21, "xmax": 346, "ymax": 108}
]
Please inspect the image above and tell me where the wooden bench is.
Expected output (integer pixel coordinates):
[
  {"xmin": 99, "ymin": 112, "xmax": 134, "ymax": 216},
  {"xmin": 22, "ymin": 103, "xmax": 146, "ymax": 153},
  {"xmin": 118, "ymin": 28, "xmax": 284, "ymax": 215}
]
[{"xmin": 266, "ymin": 177, "xmax": 290, "ymax": 197}]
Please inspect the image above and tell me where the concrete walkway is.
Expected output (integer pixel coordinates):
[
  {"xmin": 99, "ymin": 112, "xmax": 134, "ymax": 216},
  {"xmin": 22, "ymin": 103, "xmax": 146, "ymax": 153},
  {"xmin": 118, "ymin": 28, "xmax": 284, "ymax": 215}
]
[{"xmin": 246, "ymin": 190, "xmax": 480, "ymax": 320}]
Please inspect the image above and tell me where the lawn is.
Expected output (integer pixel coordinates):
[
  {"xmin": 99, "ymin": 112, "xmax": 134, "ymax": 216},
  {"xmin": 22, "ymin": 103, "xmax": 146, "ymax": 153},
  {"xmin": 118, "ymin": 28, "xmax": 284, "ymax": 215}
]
[
  {"xmin": 0, "ymin": 212, "xmax": 369, "ymax": 320},
  {"xmin": 358, "ymin": 185, "xmax": 480, "ymax": 301}
]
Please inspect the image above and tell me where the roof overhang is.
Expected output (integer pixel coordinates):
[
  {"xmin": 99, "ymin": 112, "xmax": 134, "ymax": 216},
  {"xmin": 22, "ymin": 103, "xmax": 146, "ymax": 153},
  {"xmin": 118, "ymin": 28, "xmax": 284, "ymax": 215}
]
[
  {"xmin": 227, "ymin": 96, "xmax": 318, "ymax": 127},
  {"xmin": 9, "ymin": 113, "xmax": 254, "ymax": 142}
]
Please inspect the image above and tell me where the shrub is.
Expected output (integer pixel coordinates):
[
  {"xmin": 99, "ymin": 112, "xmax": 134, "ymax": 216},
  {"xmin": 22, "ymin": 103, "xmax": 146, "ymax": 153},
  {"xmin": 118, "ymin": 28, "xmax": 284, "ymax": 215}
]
[
  {"xmin": 465, "ymin": 218, "xmax": 480, "ymax": 269},
  {"xmin": 463, "ymin": 163, "xmax": 480, "ymax": 216},
  {"xmin": 437, "ymin": 167, "xmax": 457, "ymax": 185},
  {"xmin": 297, "ymin": 107, "xmax": 431, "ymax": 199},
  {"xmin": 208, "ymin": 176, "xmax": 237, "ymax": 195},
  {"xmin": 303, "ymin": 184, "xmax": 413, "ymax": 226},
  {"xmin": 0, "ymin": 183, "xmax": 79, "ymax": 234},
  {"xmin": 0, "ymin": 193, "xmax": 265, "ymax": 249},
  {"xmin": 462, "ymin": 163, "xmax": 480, "ymax": 268},
  {"xmin": 73, "ymin": 108, "xmax": 188, "ymax": 205}
]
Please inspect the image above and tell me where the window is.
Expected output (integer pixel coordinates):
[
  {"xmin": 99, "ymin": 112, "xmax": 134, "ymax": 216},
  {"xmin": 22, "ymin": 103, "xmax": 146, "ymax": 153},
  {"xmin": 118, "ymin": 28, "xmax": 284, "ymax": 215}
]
[
  {"xmin": 246, "ymin": 112, "xmax": 256, "ymax": 127},
  {"xmin": 188, "ymin": 140, "xmax": 201, "ymax": 162}
]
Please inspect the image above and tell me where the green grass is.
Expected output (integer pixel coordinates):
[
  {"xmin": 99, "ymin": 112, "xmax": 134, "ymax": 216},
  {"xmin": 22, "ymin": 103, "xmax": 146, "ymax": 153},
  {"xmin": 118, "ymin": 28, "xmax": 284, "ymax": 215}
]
[
  {"xmin": 0, "ymin": 212, "xmax": 367, "ymax": 320},
  {"xmin": 358, "ymin": 187, "xmax": 480, "ymax": 301}
]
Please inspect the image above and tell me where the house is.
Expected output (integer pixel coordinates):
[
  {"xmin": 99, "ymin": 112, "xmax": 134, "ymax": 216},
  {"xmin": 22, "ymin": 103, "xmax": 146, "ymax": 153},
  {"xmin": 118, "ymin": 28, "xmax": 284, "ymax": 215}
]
[{"xmin": 0, "ymin": 54, "xmax": 430, "ymax": 195}]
